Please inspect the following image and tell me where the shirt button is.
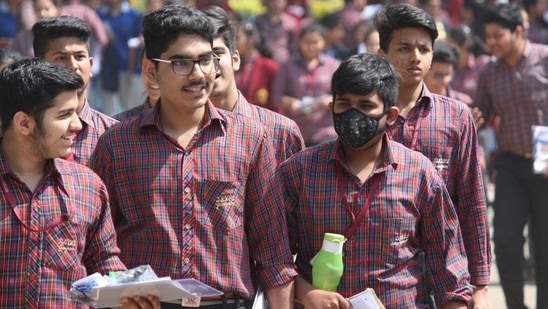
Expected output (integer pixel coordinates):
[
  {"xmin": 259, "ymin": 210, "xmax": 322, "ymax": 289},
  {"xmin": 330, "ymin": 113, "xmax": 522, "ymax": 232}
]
[
  {"xmin": 184, "ymin": 224, "xmax": 192, "ymax": 230},
  {"xmin": 184, "ymin": 187, "xmax": 191, "ymax": 194},
  {"xmin": 183, "ymin": 258, "xmax": 190, "ymax": 264}
]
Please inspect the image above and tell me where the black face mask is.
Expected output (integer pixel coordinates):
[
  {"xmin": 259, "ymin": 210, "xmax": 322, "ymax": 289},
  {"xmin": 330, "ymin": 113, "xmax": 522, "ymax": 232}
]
[{"xmin": 333, "ymin": 108, "xmax": 385, "ymax": 149}]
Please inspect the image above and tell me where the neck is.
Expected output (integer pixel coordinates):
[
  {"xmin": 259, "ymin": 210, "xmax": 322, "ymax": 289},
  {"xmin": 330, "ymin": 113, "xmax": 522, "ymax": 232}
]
[
  {"xmin": 397, "ymin": 82, "xmax": 423, "ymax": 118},
  {"xmin": 458, "ymin": 49, "xmax": 469, "ymax": 68},
  {"xmin": 210, "ymin": 86, "xmax": 238, "ymax": 112},
  {"xmin": 1, "ymin": 132, "xmax": 46, "ymax": 190},
  {"xmin": 502, "ymin": 39, "xmax": 526, "ymax": 67},
  {"xmin": 77, "ymin": 95, "xmax": 86, "ymax": 114},
  {"xmin": 343, "ymin": 136, "xmax": 384, "ymax": 183},
  {"xmin": 159, "ymin": 100, "xmax": 205, "ymax": 147}
]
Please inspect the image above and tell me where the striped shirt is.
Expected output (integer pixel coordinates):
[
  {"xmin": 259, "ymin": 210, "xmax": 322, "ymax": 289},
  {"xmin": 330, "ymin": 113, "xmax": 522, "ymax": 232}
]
[
  {"xmin": 89, "ymin": 101, "xmax": 297, "ymax": 299},
  {"xmin": 73, "ymin": 102, "xmax": 119, "ymax": 166},
  {"xmin": 0, "ymin": 156, "xmax": 125, "ymax": 308},
  {"xmin": 234, "ymin": 93, "xmax": 305, "ymax": 163},
  {"xmin": 386, "ymin": 86, "xmax": 491, "ymax": 286},
  {"xmin": 474, "ymin": 42, "xmax": 548, "ymax": 157},
  {"xmin": 269, "ymin": 137, "xmax": 471, "ymax": 307}
]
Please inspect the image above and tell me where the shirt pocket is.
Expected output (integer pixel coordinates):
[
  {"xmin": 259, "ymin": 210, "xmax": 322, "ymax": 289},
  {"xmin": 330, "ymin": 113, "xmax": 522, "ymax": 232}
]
[
  {"xmin": 418, "ymin": 145, "xmax": 452, "ymax": 181},
  {"xmin": 380, "ymin": 218, "xmax": 416, "ymax": 266},
  {"xmin": 195, "ymin": 180, "xmax": 243, "ymax": 231},
  {"xmin": 42, "ymin": 218, "xmax": 81, "ymax": 270}
]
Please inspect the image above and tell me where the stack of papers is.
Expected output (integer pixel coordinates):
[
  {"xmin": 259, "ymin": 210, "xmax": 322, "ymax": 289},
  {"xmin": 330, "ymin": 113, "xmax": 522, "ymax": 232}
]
[{"xmin": 70, "ymin": 266, "xmax": 223, "ymax": 308}]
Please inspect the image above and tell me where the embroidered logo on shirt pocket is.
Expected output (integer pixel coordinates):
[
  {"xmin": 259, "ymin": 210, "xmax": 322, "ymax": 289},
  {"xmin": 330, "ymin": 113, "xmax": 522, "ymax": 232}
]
[
  {"xmin": 419, "ymin": 145, "xmax": 453, "ymax": 180},
  {"xmin": 196, "ymin": 180, "xmax": 243, "ymax": 231},
  {"xmin": 381, "ymin": 218, "xmax": 416, "ymax": 265},
  {"xmin": 43, "ymin": 219, "xmax": 80, "ymax": 270}
]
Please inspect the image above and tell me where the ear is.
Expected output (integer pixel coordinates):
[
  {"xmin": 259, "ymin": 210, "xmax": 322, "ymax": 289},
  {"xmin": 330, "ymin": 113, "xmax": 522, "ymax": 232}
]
[
  {"xmin": 12, "ymin": 111, "xmax": 35, "ymax": 136},
  {"xmin": 515, "ymin": 25, "xmax": 525, "ymax": 38},
  {"xmin": 232, "ymin": 49, "xmax": 241, "ymax": 72},
  {"xmin": 385, "ymin": 106, "xmax": 399, "ymax": 125},
  {"xmin": 89, "ymin": 57, "xmax": 94, "ymax": 78},
  {"xmin": 142, "ymin": 57, "xmax": 158, "ymax": 85},
  {"xmin": 328, "ymin": 101, "xmax": 334, "ymax": 110}
]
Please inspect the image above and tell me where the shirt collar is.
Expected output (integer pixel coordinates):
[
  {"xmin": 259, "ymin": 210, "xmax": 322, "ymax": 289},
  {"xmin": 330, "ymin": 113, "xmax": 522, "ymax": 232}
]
[
  {"xmin": 232, "ymin": 91, "xmax": 254, "ymax": 115},
  {"xmin": 78, "ymin": 99, "xmax": 94, "ymax": 128},
  {"xmin": 139, "ymin": 99, "xmax": 227, "ymax": 133},
  {"xmin": 0, "ymin": 152, "xmax": 70, "ymax": 197},
  {"xmin": 416, "ymin": 84, "xmax": 434, "ymax": 112},
  {"xmin": 329, "ymin": 134, "xmax": 399, "ymax": 175}
]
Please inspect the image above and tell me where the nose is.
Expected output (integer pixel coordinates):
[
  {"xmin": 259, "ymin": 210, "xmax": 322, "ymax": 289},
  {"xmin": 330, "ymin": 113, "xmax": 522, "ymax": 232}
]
[
  {"xmin": 410, "ymin": 48, "xmax": 421, "ymax": 63},
  {"xmin": 70, "ymin": 113, "xmax": 83, "ymax": 132},
  {"xmin": 67, "ymin": 57, "xmax": 79, "ymax": 71},
  {"xmin": 186, "ymin": 62, "xmax": 204, "ymax": 80}
]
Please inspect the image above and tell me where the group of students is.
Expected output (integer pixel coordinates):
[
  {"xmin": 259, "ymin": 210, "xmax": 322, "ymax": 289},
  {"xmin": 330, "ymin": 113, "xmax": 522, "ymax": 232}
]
[{"xmin": 6, "ymin": 1, "xmax": 544, "ymax": 308}]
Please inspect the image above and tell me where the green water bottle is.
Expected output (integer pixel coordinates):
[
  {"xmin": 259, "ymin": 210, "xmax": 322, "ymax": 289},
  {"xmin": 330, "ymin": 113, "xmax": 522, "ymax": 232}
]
[{"xmin": 311, "ymin": 233, "xmax": 346, "ymax": 292}]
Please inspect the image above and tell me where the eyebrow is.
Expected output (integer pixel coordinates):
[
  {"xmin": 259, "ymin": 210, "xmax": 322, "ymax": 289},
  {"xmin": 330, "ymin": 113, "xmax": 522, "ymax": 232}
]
[{"xmin": 168, "ymin": 51, "xmax": 214, "ymax": 60}]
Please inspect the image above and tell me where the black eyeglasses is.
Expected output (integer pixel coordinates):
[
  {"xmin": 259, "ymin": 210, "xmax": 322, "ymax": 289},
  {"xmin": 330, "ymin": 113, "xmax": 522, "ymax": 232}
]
[{"xmin": 152, "ymin": 56, "xmax": 221, "ymax": 76}]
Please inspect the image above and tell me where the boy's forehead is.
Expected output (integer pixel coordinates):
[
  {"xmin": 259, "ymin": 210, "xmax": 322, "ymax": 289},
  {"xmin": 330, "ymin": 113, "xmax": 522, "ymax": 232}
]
[{"xmin": 45, "ymin": 37, "xmax": 89, "ymax": 53}]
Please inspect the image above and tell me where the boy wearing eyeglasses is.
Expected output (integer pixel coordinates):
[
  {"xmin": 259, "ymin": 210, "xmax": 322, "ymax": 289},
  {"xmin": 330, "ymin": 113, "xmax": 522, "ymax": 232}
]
[
  {"xmin": 89, "ymin": 4, "xmax": 296, "ymax": 309},
  {"xmin": 0, "ymin": 58, "xmax": 159, "ymax": 309}
]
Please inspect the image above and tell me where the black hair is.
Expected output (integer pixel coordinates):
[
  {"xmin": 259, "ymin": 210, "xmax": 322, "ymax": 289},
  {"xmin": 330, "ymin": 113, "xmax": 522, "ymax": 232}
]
[
  {"xmin": 234, "ymin": 13, "xmax": 274, "ymax": 59},
  {"xmin": 374, "ymin": 3, "xmax": 438, "ymax": 52},
  {"xmin": 32, "ymin": 16, "xmax": 91, "ymax": 58},
  {"xmin": 202, "ymin": 5, "xmax": 237, "ymax": 54},
  {"xmin": 331, "ymin": 53, "xmax": 399, "ymax": 110},
  {"xmin": 319, "ymin": 12, "xmax": 342, "ymax": 30},
  {"xmin": 142, "ymin": 4, "xmax": 215, "ymax": 60},
  {"xmin": 299, "ymin": 22, "xmax": 326, "ymax": 40},
  {"xmin": 432, "ymin": 40, "xmax": 459, "ymax": 63},
  {"xmin": 483, "ymin": 3, "xmax": 524, "ymax": 31},
  {"xmin": 0, "ymin": 57, "xmax": 83, "ymax": 132}
]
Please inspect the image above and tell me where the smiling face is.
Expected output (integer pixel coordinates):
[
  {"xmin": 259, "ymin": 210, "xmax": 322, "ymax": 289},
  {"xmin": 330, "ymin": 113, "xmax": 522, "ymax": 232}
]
[
  {"xmin": 29, "ymin": 90, "xmax": 82, "ymax": 159},
  {"xmin": 380, "ymin": 27, "xmax": 433, "ymax": 87},
  {"xmin": 484, "ymin": 22, "xmax": 522, "ymax": 61},
  {"xmin": 210, "ymin": 37, "xmax": 240, "ymax": 102},
  {"xmin": 42, "ymin": 37, "xmax": 93, "ymax": 97},
  {"xmin": 145, "ymin": 34, "xmax": 217, "ymax": 112}
]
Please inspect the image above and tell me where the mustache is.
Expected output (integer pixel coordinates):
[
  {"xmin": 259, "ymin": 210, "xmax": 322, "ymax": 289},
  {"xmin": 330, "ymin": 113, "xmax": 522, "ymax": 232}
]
[{"xmin": 182, "ymin": 80, "xmax": 207, "ymax": 89}]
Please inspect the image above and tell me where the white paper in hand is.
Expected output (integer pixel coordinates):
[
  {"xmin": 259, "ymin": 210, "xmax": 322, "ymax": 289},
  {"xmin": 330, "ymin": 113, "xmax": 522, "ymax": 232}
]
[{"xmin": 348, "ymin": 288, "xmax": 384, "ymax": 309}]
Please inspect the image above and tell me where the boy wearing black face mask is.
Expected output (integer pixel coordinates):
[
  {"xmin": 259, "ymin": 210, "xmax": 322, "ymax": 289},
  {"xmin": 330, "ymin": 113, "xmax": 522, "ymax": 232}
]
[{"xmin": 262, "ymin": 53, "xmax": 472, "ymax": 309}]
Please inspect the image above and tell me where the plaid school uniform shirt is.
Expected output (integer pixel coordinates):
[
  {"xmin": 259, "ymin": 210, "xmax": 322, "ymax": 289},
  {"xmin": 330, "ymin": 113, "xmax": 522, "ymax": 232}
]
[
  {"xmin": 233, "ymin": 93, "xmax": 305, "ymax": 163},
  {"xmin": 475, "ymin": 42, "xmax": 548, "ymax": 156},
  {"xmin": 386, "ymin": 85, "xmax": 491, "ymax": 286},
  {"xmin": 268, "ymin": 137, "xmax": 471, "ymax": 307},
  {"xmin": 0, "ymin": 157, "xmax": 125, "ymax": 308},
  {"xmin": 89, "ymin": 101, "xmax": 297, "ymax": 300},
  {"xmin": 72, "ymin": 101, "xmax": 119, "ymax": 166}
]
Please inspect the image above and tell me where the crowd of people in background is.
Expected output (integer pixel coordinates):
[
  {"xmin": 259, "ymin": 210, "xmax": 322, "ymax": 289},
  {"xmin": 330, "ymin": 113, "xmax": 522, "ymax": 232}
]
[{"xmin": 1, "ymin": 0, "xmax": 548, "ymax": 308}]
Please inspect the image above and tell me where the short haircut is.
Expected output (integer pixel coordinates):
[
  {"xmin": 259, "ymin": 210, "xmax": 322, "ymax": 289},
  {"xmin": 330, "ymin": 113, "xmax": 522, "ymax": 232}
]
[
  {"xmin": 432, "ymin": 40, "xmax": 459, "ymax": 63},
  {"xmin": 0, "ymin": 57, "xmax": 83, "ymax": 132},
  {"xmin": 32, "ymin": 16, "xmax": 92, "ymax": 58},
  {"xmin": 142, "ymin": 4, "xmax": 215, "ymax": 60},
  {"xmin": 374, "ymin": 3, "xmax": 438, "ymax": 52},
  {"xmin": 298, "ymin": 22, "xmax": 326, "ymax": 40},
  {"xmin": 319, "ymin": 12, "xmax": 342, "ymax": 30},
  {"xmin": 202, "ymin": 5, "xmax": 237, "ymax": 54},
  {"xmin": 331, "ymin": 53, "xmax": 399, "ymax": 110},
  {"xmin": 483, "ymin": 3, "xmax": 524, "ymax": 31}
]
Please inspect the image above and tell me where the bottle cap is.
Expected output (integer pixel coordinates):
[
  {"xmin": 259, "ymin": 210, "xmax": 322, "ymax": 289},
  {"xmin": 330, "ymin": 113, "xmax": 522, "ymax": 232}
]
[{"xmin": 322, "ymin": 233, "xmax": 346, "ymax": 253}]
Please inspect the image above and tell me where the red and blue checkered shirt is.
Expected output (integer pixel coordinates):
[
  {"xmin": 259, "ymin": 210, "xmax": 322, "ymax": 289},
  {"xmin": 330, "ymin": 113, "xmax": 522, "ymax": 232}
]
[
  {"xmin": 0, "ymin": 156, "xmax": 125, "ymax": 308},
  {"xmin": 234, "ymin": 93, "xmax": 305, "ymax": 163},
  {"xmin": 475, "ymin": 42, "xmax": 548, "ymax": 157},
  {"xmin": 386, "ymin": 85, "xmax": 491, "ymax": 286},
  {"xmin": 73, "ymin": 102, "xmax": 119, "ymax": 166},
  {"xmin": 268, "ymin": 137, "xmax": 472, "ymax": 307},
  {"xmin": 89, "ymin": 101, "xmax": 297, "ymax": 299}
]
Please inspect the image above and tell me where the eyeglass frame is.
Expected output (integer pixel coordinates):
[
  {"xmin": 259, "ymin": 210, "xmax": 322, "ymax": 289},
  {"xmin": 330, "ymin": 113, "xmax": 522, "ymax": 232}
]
[{"xmin": 151, "ymin": 55, "xmax": 221, "ymax": 76}]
